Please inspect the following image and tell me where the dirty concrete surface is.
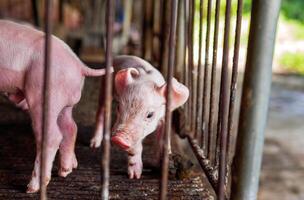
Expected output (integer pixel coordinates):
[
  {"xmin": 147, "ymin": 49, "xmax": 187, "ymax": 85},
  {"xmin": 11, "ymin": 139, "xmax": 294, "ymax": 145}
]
[{"xmin": 0, "ymin": 77, "xmax": 213, "ymax": 200}]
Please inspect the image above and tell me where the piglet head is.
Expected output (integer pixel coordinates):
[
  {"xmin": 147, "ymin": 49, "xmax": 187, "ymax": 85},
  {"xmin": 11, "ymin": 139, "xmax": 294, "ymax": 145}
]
[{"xmin": 111, "ymin": 68, "xmax": 189, "ymax": 151}]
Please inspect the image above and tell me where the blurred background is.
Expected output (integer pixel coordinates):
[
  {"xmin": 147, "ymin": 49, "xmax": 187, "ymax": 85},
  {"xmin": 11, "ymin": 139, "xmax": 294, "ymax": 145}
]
[{"xmin": 0, "ymin": 0, "xmax": 303, "ymax": 199}]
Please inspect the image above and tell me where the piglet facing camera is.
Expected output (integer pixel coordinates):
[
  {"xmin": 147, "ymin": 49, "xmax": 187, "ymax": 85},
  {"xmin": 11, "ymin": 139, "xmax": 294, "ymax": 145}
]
[{"xmin": 92, "ymin": 55, "xmax": 189, "ymax": 179}]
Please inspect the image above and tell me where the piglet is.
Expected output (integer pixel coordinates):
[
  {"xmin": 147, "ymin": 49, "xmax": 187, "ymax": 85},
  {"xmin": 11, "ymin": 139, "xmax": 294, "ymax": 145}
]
[
  {"xmin": 91, "ymin": 55, "xmax": 189, "ymax": 179},
  {"xmin": 0, "ymin": 20, "xmax": 110, "ymax": 193}
]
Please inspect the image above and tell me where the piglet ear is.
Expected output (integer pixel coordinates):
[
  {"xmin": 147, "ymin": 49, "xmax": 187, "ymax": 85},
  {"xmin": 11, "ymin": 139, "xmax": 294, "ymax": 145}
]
[
  {"xmin": 158, "ymin": 78, "xmax": 189, "ymax": 111},
  {"xmin": 115, "ymin": 68, "xmax": 140, "ymax": 94}
]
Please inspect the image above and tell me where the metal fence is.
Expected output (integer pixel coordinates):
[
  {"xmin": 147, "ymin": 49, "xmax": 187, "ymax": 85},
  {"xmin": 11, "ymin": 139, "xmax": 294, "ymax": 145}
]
[{"xmin": 2, "ymin": 0, "xmax": 281, "ymax": 199}]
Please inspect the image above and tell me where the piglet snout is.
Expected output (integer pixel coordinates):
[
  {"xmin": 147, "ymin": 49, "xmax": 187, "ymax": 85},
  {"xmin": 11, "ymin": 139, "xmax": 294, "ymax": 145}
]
[{"xmin": 111, "ymin": 132, "xmax": 131, "ymax": 150}]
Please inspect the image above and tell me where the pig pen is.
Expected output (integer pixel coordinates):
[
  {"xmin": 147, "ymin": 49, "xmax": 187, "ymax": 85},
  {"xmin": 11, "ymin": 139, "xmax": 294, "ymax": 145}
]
[
  {"xmin": 0, "ymin": 78, "xmax": 213, "ymax": 199},
  {"xmin": 0, "ymin": 0, "xmax": 281, "ymax": 200}
]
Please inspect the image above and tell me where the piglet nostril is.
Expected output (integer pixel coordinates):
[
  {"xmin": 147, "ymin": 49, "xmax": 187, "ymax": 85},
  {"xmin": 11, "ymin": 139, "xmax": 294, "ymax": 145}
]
[{"xmin": 111, "ymin": 133, "xmax": 131, "ymax": 150}]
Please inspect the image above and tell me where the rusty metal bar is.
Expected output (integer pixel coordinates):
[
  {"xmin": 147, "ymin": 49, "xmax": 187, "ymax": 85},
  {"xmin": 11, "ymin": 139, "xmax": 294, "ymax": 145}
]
[
  {"xmin": 183, "ymin": 0, "xmax": 189, "ymax": 131},
  {"xmin": 100, "ymin": 0, "xmax": 114, "ymax": 199},
  {"xmin": 195, "ymin": 0, "xmax": 204, "ymax": 139},
  {"xmin": 201, "ymin": 0, "xmax": 212, "ymax": 148},
  {"xmin": 207, "ymin": 0, "xmax": 221, "ymax": 162},
  {"xmin": 187, "ymin": 136, "xmax": 218, "ymax": 191},
  {"xmin": 231, "ymin": 0, "xmax": 281, "ymax": 199},
  {"xmin": 189, "ymin": 0, "xmax": 197, "ymax": 132},
  {"xmin": 159, "ymin": 0, "xmax": 177, "ymax": 199},
  {"xmin": 187, "ymin": 136, "xmax": 230, "ymax": 199},
  {"xmin": 175, "ymin": 0, "xmax": 185, "ymax": 80},
  {"xmin": 188, "ymin": 0, "xmax": 195, "ymax": 133},
  {"xmin": 160, "ymin": 0, "xmax": 170, "ymax": 76},
  {"xmin": 226, "ymin": 0, "xmax": 243, "ymax": 160},
  {"xmin": 218, "ymin": 0, "xmax": 232, "ymax": 199},
  {"xmin": 40, "ymin": 0, "xmax": 53, "ymax": 199}
]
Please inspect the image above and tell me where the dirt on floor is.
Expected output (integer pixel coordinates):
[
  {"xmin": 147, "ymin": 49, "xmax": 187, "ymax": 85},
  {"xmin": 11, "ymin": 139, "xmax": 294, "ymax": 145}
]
[
  {"xmin": 258, "ymin": 75, "xmax": 304, "ymax": 200},
  {"xmin": 0, "ymin": 77, "xmax": 214, "ymax": 200}
]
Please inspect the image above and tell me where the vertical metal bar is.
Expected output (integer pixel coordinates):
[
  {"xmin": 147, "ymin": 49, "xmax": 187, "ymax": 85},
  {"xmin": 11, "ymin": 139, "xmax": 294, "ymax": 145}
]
[
  {"xmin": 201, "ymin": 0, "xmax": 212, "ymax": 148},
  {"xmin": 195, "ymin": 0, "xmax": 204, "ymax": 139},
  {"xmin": 58, "ymin": 0, "xmax": 64, "ymax": 23},
  {"xmin": 218, "ymin": 0, "xmax": 232, "ymax": 199},
  {"xmin": 207, "ymin": 0, "xmax": 221, "ymax": 161},
  {"xmin": 183, "ymin": 0, "xmax": 189, "ymax": 130},
  {"xmin": 142, "ymin": 0, "xmax": 153, "ymax": 61},
  {"xmin": 160, "ymin": 0, "xmax": 170, "ymax": 76},
  {"xmin": 188, "ymin": 0, "xmax": 195, "ymax": 133},
  {"xmin": 101, "ymin": 0, "xmax": 114, "ymax": 199},
  {"xmin": 40, "ymin": 0, "xmax": 53, "ymax": 199},
  {"xmin": 226, "ymin": 0, "xmax": 243, "ymax": 160},
  {"xmin": 231, "ymin": 0, "xmax": 281, "ymax": 199},
  {"xmin": 31, "ymin": 0, "xmax": 40, "ymax": 27},
  {"xmin": 159, "ymin": 0, "xmax": 177, "ymax": 199},
  {"xmin": 174, "ymin": 0, "xmax": 185, "ymax": 80}
]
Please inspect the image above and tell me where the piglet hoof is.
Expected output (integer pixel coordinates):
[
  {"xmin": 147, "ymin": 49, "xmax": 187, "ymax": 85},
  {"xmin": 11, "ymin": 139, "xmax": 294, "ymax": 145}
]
[
  {"xmin": 90, "ymin": 136, "xmax": 102, "ymax": 148},
  {"xmin": 26, "ymin": 186, "xmax": 39, "ymax": 194},
  {"xmin": 58, "ymin": 167, "xmax": 73, "ymax": 178},
  {"xmin": 73, "ymin": 155, "xmax": 78, "ymax": 169},
  {"xmin": 128, "ymin": 162, "xmax": 143, "ymax": 179},
  {"xmin": 26, "ymin": 177, "xmax": 40, "ymax": 193},
  {"xmin": 26, "ymin": 176, "xmax": 48, "ymax": 193}
]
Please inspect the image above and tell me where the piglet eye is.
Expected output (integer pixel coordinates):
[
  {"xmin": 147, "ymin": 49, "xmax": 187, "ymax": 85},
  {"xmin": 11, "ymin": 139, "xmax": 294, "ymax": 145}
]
[{"xmin": 147, "ymin": 112, "xmax": 154, "ymax": 119}]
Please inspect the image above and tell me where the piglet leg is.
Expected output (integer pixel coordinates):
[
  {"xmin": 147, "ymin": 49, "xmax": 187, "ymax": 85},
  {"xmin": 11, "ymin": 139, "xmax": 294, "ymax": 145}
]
[
  {"xmin": 91, "ymin": 77, "xmax": 105, "ymax": 148},
  {"xmin": 58, "ymin": 106, "xmax": 78, "ymax": 177},
  {"xmin": 127, "ymin": 143, "xmax": 143, "ymax": 179},
  {"xmin": 26, "ymin": 104, "xmax": 63, "ymax": 193}
]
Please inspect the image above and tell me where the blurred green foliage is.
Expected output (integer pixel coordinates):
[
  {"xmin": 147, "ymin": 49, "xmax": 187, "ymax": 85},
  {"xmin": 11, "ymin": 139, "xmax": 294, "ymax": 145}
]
[
  {"xmin": 192, "ymin": 0, "xmax": 304, "ymax": 75},
  {"xmin": 281, "ymin": 0, "xmax": 304, "ymax": 23},
  {"xmin": 280, "ymin": 52, "xmax": 304, "ymax": 75},
  {"xmin": 280, "ymin": 0, "xmax": 304, "ymax": 40},
  {"xmin": 194, "ymin": 0, "xmax": 251, "ymax": 18}
]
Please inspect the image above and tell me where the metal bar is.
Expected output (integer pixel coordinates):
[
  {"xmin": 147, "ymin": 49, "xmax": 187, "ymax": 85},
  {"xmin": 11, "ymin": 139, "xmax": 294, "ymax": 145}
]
[
  {"xmin": 218, "ymin": 0, "xmax": 232, "ymax": 199},
  {"xmin": 187, "ymin": 136, "xmax": 230, "ymax": 199},
  {"xmin": 189, "ymin": 0, "xmax": 197, "ymax": 132},
  {"xmin": 195, "ymin": 0, "xmax": 204, "ymax": 139},
  {"xmin": 226, "ymin": 0, "xmax": 243, "ymax": 161},
  {"xmin": 156, "ymin": 0, "xmax": 164, "ymax": 68},
  {"xmin": 188, "ymin": 0, "xmax": 197, "ymax": 134},
  {"xmin": 142, "ymin": 0, "xmax": 153, "ymax": 61},
  {"xmin": 187, "ymin": 137, "xmax": 218, "ymax": 191},
  {"xmin": 160, "ymin": 0, "xmax": 170, "ymax": 76},
  {"xmin": 183, "ymin": 0, "xmax": 189, "ymax": 130},
  {"xmin": 40, "ymin": 0, "xmax": 53, "ymax": 199},
  {"xmin": 207, "ymin": 0, "xmax": 221, "ymax": 161},
  {"xmin": 58, "ymin": 0, "xmax": 64, "ymax": 23},
  {"xmin": 201, "ymin": 0, "xmax": 212, "ymax": 148},
  {"xmin": 101, "ymin": 0, "xmax": 114, "ymax": 199},
  {"xmin": 231, "ymin": 0, "xmax": 281, "ymax": 199},
  {"xmin": 159, "ymin": 0, "xmax": 178, "ymax": 199},
  {"xmin": 31, "ymin": 0, "xmax": 40, "ymax": 27},
  {"xmin": 152, "ymin": 0, "xmax": 162, "ymax": 66},
  {"xmin": 174, "ymin": 0, "xmax": 185, "ymax": 80}
]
